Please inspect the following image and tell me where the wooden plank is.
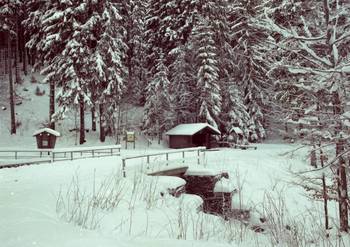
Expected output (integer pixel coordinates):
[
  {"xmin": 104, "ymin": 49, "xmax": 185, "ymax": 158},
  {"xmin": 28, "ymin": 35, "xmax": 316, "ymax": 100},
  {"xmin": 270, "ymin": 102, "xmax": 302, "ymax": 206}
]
[
  {"xmin": 52, "ymin": 145, "xmax": 121, "ymax": 153},
  {"xmin": 233, "ymin": 144, "xmax": 257, "ymax": 150},
  {"xmin": 0, "ymin": 158, "xmax": 51, "ymax": 169},
  {"xmin": 123, "ymin": 146, "xmax": 206, "ymax": 160},
  {"xmin": 147, "ymin": 166, "xmax": 189, "ymax": 176}
]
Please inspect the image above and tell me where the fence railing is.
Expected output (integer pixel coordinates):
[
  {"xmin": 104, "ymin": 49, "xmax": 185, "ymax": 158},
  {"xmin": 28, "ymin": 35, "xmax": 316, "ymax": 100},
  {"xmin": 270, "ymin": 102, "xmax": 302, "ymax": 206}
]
[
  {"xmin": 121, "ymin": 146, "xmax": 206, "ymax": 177},
  {"xmin": 0, "ymin": 145, "xmax": 121, "ymax": 167}
]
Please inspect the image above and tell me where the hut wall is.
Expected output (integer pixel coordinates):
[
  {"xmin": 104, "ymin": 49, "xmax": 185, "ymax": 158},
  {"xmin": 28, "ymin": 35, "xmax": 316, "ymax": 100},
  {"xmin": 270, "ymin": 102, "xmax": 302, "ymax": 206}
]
[{"xmin": 169, "ymin": 135, "xmax": 194, "ymax": 149}]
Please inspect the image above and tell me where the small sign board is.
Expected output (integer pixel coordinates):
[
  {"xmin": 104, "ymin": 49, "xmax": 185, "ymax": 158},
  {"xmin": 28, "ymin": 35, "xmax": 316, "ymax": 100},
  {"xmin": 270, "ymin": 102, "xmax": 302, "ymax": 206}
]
[
  {"xmin": 125, "ymin": 131, "xmax": 136, "ymax": 149},
  {"xmin": 126, "ymin": 131, "xmax": 135, "ymax": 142}
]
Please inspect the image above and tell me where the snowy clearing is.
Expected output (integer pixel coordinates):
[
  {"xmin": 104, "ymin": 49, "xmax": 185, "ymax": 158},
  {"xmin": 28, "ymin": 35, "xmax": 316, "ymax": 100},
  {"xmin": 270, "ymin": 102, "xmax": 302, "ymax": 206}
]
[{"xmin": 1, "ymin": 144, "xmax": 349, "ymax": 247}]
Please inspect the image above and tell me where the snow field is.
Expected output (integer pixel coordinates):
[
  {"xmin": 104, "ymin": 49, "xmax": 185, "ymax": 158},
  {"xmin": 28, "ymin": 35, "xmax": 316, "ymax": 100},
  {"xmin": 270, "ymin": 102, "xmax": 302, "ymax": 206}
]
[{"xmin": 1, "ymin": 145, "xmax": 350, "ymax": 247}]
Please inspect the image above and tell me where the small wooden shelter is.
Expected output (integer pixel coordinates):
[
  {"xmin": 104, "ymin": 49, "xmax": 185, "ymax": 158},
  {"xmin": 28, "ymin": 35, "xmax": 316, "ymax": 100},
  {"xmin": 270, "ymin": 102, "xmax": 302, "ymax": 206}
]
[
  {"xmin": 165, "ymin": 123, "xmax": 221, "ymax": 149},
  {"xmin": 229, "ymin": 126, "xmax": 244, "ymax": 144},
  {"xmin": 33, "ymin": 128, "xmax": 60, "ymax": 149}
]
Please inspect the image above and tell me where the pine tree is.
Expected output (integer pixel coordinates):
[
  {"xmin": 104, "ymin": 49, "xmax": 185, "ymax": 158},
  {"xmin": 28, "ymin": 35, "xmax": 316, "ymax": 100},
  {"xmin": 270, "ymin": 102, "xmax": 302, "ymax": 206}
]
[
  {"xmin": 26, "ymin": 0, "xmax": 127, "ymax": 144},
  {"xmin": 191, "ymin": 16, "xmax": 221, "ymax": 128},
  {"xmin": 142, "ymin": 53, "xmax": 172, "ymax": 139},
  {"xmin": 229, "ymin": 0, "xmax": 270, "ymax": 142},
  {"xmin": 118, "ymin": 0, "xmax": 148, "ymax": 104},
  {"xmin": 91, "ymin": 0, "xmax": 127, "ymax": 142},
  {"xmin": 169, "ymin": 45, "xmax": 197, "ymax": 124},
  {"xmin": 221, "ymin": 81, "xmax": 250, "ymax": 141}
]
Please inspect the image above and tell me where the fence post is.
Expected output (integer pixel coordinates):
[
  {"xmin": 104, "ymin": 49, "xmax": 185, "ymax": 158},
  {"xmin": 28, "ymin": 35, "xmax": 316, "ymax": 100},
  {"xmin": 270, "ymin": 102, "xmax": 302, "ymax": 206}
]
[
  {"xmin": 15, "ymin": 151, "xmax": 17, "ymax": 160},
  {"xmin": 166, "ymin": 153, "xmax": 169, "ymax": 166},
  {"xmin": 71, "ymin": 152, "xmax": 73, "ymax": 160},
  {"xmin": 122, "ymin": 159, "xmax": 126, "ymax": 177},
  {"xmin": 147, "ymin": 155, "xmax": 150, "ymax": 169},
  {"xmin": 182, "ymin": 151, "xmax": 185, "ymax": 164},
  {"xmin": 92, "ymin": 150, "xmax": 95, "ymax": 157},
  {"xmin": 197, "ymin": 149, "xmax": 200, "ymax": 164}
]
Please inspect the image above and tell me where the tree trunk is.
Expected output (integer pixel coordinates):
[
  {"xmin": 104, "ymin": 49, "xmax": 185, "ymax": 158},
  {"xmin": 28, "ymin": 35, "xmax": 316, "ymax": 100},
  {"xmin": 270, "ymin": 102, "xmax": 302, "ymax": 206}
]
[
  {"xmin": 49, "ymin": 79, "xmax": 55, "ymax": 129},
  {"xmin": 22, "ymin": 36, "xmax": 27, "ymax": 75},
  {"xmin": 79, "ymin": 96, "xmax": 85, "ymax": 145},
  {"xmin": 337, "ymin": 137, "xmax": 348, "ymax": 232},
  {"xmin": 99, "ymin": 104, "xmax": 105, "ymax": 142},
  {"xmin": 91, "ymin": 107, "xmax": 96, "ymax": 131},
  {"xmin": 310, "ymin": 141, "xmax": 317, "ymax": 168},
  {"xmin": 7, "ymin": 32, "xmax": 16, "ymax": 135},
  {"xmin": 333, "ymin": 91, "xmax": 348, "ymax": 232},
  {"xmin": 116, "ymin": 105, "xmax": 121, "ymax": 143},
  {"xmin": 319, "ymin": 144, "xmax": 329, "ymax": 231},
  {"xmin": 14, "ymin": 10, "xmax": 20, "ymax": 84},
  {"xmin": 4, "ymin": 48, "xmax": 8, "ymax": 74}
]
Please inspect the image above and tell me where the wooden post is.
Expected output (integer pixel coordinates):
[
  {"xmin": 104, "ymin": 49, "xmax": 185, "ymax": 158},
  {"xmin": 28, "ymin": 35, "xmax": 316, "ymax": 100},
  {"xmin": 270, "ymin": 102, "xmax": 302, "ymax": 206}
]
[
  {"xmin": 71, "ymin": 152, "xmax": 73, "ymax": 160},
  {"xmin": 92, "ymin": 150, "xmax": 95, "ymax": 157},
  {"xmin": 166, "ymin": 153, "xmax": 169, "ymax": 166},
  {"xmin": 197, "ymin": 149, "xmax": 200, "ymax": 164},
  {"xmin": 122, "ymin": 159, "xmax": 126, "ymax": 178},
  {"xmin": 182, "ymin": 151, "xmax": 185, "ymax": 164},
  {"xmin": 15, "ymin": 151, "xmax": 17, "ymax": 160},
  {"xmin": 147, "ymin": 155, "xmax": 150, "ymax": 169}
]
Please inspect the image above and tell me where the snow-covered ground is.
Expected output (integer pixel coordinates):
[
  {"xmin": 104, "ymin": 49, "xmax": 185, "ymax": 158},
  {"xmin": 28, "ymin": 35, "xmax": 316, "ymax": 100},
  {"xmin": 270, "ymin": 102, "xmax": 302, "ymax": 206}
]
[{"xmin": 1, "ymin": 144, "xmax": 349, "ymax": 247}]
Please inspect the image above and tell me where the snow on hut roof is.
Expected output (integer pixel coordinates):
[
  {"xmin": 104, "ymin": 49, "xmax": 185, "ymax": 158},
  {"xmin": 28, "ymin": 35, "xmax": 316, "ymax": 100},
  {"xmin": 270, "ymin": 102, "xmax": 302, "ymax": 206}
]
[
  {"xmin": 33, "ymin": 128, "xmax": 61, "ymax": 137},
  {"xmin": 230, "ymin": 126, "xmax": 243, "ymax": 135},
  {"xmin": 185, "ymin": 167, "xmax": 222, "ymax": 177},
  {"xmin": 165, "ymin": 123, "xmax": 220, "ymax": 136}
]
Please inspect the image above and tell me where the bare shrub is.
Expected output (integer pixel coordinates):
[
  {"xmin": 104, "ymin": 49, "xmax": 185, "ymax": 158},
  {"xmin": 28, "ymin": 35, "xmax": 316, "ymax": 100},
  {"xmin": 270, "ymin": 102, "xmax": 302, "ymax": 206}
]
[{"xmin": 56, "ymin": 170, "xmax": 125, "ymax": 230}]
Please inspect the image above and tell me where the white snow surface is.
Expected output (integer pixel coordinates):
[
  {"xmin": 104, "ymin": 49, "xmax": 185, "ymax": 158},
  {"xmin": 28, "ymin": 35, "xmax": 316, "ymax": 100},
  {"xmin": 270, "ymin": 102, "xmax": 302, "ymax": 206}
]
[
  {"xmin": 214, "ymin": 177, "xmax": 235, "ymax": 193},
  {"xmin": 165, "ymin": 123, "xmax": 220, "ymax": 136},
  {"xmin": 1, "ymin": 143, "xmax": 349, "ymax": 247},
  {"xmin": 185, "ymin": 167, "xmax": 222, "ymax": 177}
]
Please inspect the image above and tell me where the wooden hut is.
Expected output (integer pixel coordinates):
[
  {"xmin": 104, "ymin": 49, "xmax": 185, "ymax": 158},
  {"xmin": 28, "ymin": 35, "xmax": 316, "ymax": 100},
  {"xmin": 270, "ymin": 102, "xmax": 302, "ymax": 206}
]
[
  {"xmin": 33, "ymin": 128, "xmax": 61, "ymax": 149},
  {"xmin": 229, "ymin": 126, "xmax": 244, "ymax": 144},
  {"xmin": 165, "ymin": 123, "xmax": 221, "ymax": 149}
]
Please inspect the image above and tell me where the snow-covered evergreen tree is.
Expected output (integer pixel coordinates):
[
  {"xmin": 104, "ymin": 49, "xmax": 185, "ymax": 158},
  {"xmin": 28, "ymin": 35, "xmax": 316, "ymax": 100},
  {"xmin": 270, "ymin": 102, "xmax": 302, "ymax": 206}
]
[
  {"xmin": 26, "ymin": 0, "xmax": 126, "ymax": 144},
  {"xmin": 142, "ymin": 53, "xmax": 173, "ymax": 137},
  {"xmin": 220, "ymin": 81, "xmax": 250, "ymax": 141},
  {"xmin": 91, "ymin": 0, "xmax": 127, "ymax": 142},
  {"xmin": 191, "ymin": 16, "xmax": 221, "ymax": 128},
  {"xmin": 117, "ymin": 0, "xmax": 148, "ymax": 104},
  {"xmin": 228, "ymin": 0, "xmax": 270, "ymax": 142},
  {"xmin": 169, "ymin": 44, "xmax": 197, "ymax": 124}
]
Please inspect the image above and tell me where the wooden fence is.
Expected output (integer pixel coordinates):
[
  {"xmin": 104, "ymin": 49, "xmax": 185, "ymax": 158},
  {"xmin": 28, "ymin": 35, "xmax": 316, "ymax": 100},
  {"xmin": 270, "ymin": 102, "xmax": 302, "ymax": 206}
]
[
  {"xmin": 121, "ymin": 146, "xmax": 206, "ymax": 177},
  {"xmin": 0, "ymin": 145, "xmax": 121, "ymax": 168}
]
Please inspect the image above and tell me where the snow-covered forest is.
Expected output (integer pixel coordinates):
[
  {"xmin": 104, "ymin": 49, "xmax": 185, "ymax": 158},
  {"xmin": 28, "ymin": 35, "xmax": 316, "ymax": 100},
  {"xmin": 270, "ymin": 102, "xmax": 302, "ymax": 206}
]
[{"xmin": 1, "ymin": 0, "xmax": 350, "ymax": 246}]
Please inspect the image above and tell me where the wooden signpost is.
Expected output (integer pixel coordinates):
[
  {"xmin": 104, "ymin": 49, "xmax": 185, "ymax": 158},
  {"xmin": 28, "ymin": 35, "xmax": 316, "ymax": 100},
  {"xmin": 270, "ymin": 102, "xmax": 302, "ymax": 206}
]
[{"xmin": 125, "ymin": 131, "xmax": 136, "ymax": 149}]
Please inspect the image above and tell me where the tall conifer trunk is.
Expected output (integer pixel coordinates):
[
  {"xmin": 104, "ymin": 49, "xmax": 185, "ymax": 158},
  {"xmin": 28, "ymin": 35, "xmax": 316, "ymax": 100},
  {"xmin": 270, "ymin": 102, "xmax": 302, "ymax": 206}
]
[
  {"xmin": 14, "ymin": 9, "xmax": 20, "ymax": 84},
  {"xmin": 22, "ymin": 35, "xmax": 27, "ymax": 75},
  {"xmin": 7, "ymin": 32, "xmax": 16, "ymax": 134},
  {"xmin": 49, "ymin": 79, "xmax": 55, "ymax": 129},
  {"xmin": 79, "ymin": 96, "xmax": 85, "ymax": 145},
  {"xmin": 99, "ymin": 104, "xmax": 105, "ymax": 142},
  {"xmin": 333, "ymin": 91, "xmax": 348, "ymax": 232},
  {"xmin": 91, "ymin": 107, "xmax": 96, "ymax": 131}
]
